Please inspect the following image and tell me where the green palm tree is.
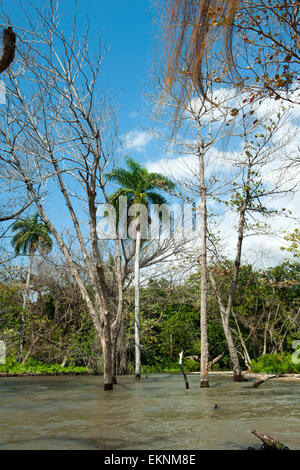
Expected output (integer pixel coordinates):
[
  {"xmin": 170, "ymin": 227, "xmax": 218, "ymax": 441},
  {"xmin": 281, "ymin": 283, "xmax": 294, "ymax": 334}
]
[
  {"xmin": 106, "ymin": 157, "xmax": 175, "ymax": 380},
  {"xmin": 11, "ymin": 212, "xmax": 53, "ymax": 362}
]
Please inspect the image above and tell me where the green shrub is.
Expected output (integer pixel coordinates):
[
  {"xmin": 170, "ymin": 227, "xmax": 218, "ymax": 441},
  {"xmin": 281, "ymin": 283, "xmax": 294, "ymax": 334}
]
[
  {"xmin": 184, "ymin": 359, "xmax": 200, "ymax": 372},
  {"xmin": 0, "ymin": 356, "xmax": 88, "ymax": 374},
  {"xmin": 250, "ymin": 353, "xmax": 300, "ymax": 374}
]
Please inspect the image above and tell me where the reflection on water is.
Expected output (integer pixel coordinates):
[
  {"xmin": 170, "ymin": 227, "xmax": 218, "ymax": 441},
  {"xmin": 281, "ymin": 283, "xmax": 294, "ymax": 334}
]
[{"xmin": 0, "ymin": 374, "xmax": 299, "ymax": 450}]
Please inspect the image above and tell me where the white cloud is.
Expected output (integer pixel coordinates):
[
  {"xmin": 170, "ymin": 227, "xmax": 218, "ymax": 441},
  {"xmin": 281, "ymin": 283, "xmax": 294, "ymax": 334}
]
[
  {"xmin": 123, "ymin": 130, "xmax": 152, "ymax": 153},
  {"xmin": 145, "ymin": 89, "xmax": 300, "ymax": 266},
  {"xmin": 129, "ymin": 111, "xmax": 139, "ymax": 119},
  {"xmin": 146, "ymin": 154, "xmax": 198, "ymax": 179}
]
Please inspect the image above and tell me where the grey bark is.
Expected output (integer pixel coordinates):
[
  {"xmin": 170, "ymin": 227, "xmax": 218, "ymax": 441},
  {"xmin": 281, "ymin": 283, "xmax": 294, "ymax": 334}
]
[{"xmin": 197, "ymin": 126, "xmax": 209, "ymax": 388}]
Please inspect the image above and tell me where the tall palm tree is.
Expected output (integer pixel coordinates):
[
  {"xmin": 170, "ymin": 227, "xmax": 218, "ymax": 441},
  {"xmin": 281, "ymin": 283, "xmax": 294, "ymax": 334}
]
[
  {"xmin": 106, "ymin": 157, "xmax": 175, "ymax": 380},
  {"xmin": 11, "ymin": 212, "xmax": 53, "ymax": 362}
]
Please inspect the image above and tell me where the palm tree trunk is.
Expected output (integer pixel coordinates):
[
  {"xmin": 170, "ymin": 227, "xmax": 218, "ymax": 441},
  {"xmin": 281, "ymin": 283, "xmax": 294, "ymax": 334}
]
[
  {"xmin": 17, "ymin": 252, "xmax": 34, "ymax": 363},
  {"xmin": 135, "ymin": 227, "xmax": 141, "ymax": 380}
]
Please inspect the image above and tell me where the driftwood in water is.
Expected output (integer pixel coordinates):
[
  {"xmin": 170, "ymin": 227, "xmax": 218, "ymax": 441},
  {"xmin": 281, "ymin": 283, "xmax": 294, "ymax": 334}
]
[
  {"xmin": 0, "ymin": 27, "xmax": 16, "ymax": 73},
  {"xmin": 251, "ymin": 374, "xmax": 279, "ymax": 388},
  {"xmin": 179, "ymin": 350, "xmax": 189, "ymax": 389},
  {"xmin": 251, "ymin": 429, "xmax": 289, "ymax": 450}
]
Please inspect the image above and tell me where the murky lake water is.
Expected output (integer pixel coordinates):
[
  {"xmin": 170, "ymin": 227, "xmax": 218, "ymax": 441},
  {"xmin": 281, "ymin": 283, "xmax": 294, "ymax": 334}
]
[{"xmin": 0, "ymin": 373, "xmax": 299, "ymax": 450}]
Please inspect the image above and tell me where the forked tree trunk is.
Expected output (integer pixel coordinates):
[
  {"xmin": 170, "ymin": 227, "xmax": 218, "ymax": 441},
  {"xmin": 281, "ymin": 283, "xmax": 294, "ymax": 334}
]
[
  {"xmin": 209, "ymin": 192, "xmax": 250, "ymax": 381},
  {"xmin": 134, "ymin": 228, "xmax": 141, "ymax": 380},
  {"xmin": 221, "ymin": 315, "xmax": 245, "ymax": 381},
  {"xmin": 232, "ymin": 311, "xmax": 252, "ymax": 369},
  {"xmin": 21, "ymin": 333, "xmax": 39, "ymax": 365}
]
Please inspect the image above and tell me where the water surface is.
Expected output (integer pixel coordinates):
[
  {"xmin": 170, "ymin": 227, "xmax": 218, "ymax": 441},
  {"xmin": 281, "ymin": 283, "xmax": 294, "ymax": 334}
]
[{"xmin": 0, "ymin": 373, "xmax": 299, "ymax": 450}]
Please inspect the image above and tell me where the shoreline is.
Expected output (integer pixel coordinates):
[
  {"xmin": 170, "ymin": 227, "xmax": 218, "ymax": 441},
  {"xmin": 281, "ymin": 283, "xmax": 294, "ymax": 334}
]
[
  {"xmin": 0, "ymin": 370, "xmax": 299, "ymax": 381},
  {"xmin": 0, "ymin": 371, "xmax": 95, "ymax": 377}
]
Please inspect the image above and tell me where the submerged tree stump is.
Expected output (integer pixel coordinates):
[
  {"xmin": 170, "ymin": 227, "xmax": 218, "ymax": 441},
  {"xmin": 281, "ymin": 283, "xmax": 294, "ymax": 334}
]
[
  {"xmin": 179, "ymin": 350, "xmax": 189, "ymax": 389},
  {"xmin": 251, "ymin": 429, "xmax": 289, "ymax": 450}
]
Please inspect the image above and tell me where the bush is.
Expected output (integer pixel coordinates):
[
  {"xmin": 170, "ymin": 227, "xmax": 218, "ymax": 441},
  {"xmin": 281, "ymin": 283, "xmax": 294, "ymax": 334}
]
[
  {"xmin": 250, "ymin": 353, "xmax": 300, "ymax": 374},
  {"xmin": 184, "ymin": 359, "xmax": 200, "ymax": 372},
  {"xmin": 0, "ymin": 356, "xmax": 88, "ymax": 374}
]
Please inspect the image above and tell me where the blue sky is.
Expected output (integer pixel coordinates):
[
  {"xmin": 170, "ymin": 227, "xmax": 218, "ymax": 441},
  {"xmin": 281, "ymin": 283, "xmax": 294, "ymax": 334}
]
[
  {"xmin": 0, "ymin": 0, "xmax": 299, "ymax": 266},
  {"xmin": 1, "ymin": 0, "xmax": 157, "ymax": 151},
  {"xmin": 0, "ymin": 0, "xmax": 164, "ymax": 241}
]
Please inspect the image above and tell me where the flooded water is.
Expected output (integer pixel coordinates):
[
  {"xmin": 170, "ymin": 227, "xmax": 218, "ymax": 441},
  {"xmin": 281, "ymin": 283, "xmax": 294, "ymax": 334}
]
[{"xmin": 0, "ymin": 373, "xmax": 299, "ymax": 450}]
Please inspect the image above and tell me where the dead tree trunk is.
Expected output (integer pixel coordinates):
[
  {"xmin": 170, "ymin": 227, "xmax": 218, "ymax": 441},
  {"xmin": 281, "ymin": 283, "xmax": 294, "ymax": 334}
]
[
  {"xmin": 186, "ymin": 352, "xmax": 225, "ymax": 371},
  {"xmin": 251, "ymin": 429, "xmax": 289, "ymax": 450},
  {"xmin": 179, "ymin": 351, "xmax": 189, "ymax": 389},
  {"xmin": 208, "ymin": 352, "xmax": 225, "ymax": 370},
  {"xmin": 0, "ymin": 27, "xmax": 16, "ymax": 73}
]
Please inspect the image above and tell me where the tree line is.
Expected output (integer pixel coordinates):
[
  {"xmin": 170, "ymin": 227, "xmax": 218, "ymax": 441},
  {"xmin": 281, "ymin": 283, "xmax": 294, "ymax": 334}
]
[
  {"xmin": 0, "ymin": 253, "xmax": 299, "ymax": 374},
  {"xmin": 0, "ymin": 1, "xmax": 299, "ymax": 389}
]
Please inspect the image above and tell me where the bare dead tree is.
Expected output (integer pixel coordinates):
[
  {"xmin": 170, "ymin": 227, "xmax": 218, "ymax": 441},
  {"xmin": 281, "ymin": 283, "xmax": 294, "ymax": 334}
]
[
  {"xmin": 147, "ymin": 65, "xmax": 242, "ymax": 387},
  {"xmin": 0, "ymin": 3, "xmax": 194, "ymax": 388},
  {"xmin": 0, "ymin": 4, "xmax": 125, "ymax": 390},
  {"xmin": 149, "ymin": 58, "xmax": 297, "ymax": 382},
  {"xmin": 208, "ymin": 105, "xmax": 296, "ymax": 381}
]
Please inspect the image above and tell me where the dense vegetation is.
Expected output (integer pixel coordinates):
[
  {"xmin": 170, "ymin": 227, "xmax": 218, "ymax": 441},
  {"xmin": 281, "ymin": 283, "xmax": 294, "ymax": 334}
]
[
  {"xmin": 0, "ymin": 1, "xmax": 299, "ymax": 389},
  {"xmin": 1, "ymin": 257, "xmax": 299, "ymax": 375}
]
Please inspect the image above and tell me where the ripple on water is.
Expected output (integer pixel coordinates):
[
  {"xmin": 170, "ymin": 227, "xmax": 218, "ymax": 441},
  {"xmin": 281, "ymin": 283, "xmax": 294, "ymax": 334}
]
[{"xmin": 0, "ymin": 374, "xmax": 299, "ymax": 450}]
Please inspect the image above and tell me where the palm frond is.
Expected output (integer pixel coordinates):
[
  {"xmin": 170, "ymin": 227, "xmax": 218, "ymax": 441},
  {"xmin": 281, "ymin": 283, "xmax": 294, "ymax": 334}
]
[
  {"xmin": 146, "ymin": 191, "xmax": 168, "ymax": 207},
  {"xmin": 11, "ymin": 213, "xmax": 53, "ymax": 255},
  {"xmin": 147, "ymin": 173, "xmax": 175, "ymax": 191},
  {"xmin": 106, "ymin": 167, "xmax": 137, "ymax": 190}
]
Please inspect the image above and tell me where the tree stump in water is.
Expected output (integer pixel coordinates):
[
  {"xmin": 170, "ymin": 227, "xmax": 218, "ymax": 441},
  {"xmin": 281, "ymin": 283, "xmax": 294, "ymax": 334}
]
[
  {"xmin": 179, "ymin": 350, "xmax": 189, "ymax": 389},
  {"xmin": 234, "ymin": 373, "xmax": 248, "ymax": 382},
  {"xmin": 251, "ymin": 429, "xmax": 289, "ymax": 450}
]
